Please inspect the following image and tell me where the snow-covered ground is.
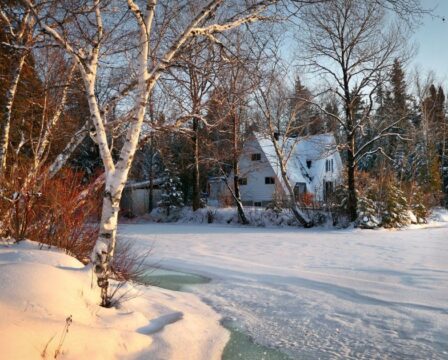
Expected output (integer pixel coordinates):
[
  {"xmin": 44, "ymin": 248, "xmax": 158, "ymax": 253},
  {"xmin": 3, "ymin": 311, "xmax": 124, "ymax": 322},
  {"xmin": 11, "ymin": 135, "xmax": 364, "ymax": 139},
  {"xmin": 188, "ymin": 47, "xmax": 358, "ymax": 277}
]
[
  {"xmin": 0, "ymin": 241, "xmax": 228, "ymax": 360},
  {"xmin": 122, "ymin": 215, "xmax": 448, "ymax": 359}
]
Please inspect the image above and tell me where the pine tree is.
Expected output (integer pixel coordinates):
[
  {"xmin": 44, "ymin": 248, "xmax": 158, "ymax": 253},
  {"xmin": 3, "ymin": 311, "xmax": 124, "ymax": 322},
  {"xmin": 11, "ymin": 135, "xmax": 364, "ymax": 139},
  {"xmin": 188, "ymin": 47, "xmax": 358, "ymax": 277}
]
[
  {"xmin": 410, "ymin": 186, "xmax": 428, "ymax": 224},
  {"xmin": 158, "ymin": 169, "xmax": 184, "ymax": 216},
  {"xmin": 391, "ymin": 59, "xmax": 408, "ymax": 118},
  {"xmin": 356, "ymin": 194, "xmax": 380, "ymax": 229},
  {"xmin": 289, "ymin": 76, "xmax": 317, "ymax": 136},
  {"xmin": 389, "ymin": 59, "xmax": 411, "ymax": 173},
  {"xmin": 381, "ymin": 183, "xmax": 410, "ymax": 228}
]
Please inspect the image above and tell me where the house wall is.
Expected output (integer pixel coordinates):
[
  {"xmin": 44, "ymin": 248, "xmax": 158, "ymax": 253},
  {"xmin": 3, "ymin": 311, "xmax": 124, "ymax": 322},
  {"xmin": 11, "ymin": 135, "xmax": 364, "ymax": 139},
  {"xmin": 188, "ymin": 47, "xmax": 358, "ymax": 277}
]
[
  {"xmin": 238, "ymin": 140, "xmax": 283, "ymax": 205},
  {"xmin": 308, "ymin": 154, "xmax": 343, "ymax": 202}
]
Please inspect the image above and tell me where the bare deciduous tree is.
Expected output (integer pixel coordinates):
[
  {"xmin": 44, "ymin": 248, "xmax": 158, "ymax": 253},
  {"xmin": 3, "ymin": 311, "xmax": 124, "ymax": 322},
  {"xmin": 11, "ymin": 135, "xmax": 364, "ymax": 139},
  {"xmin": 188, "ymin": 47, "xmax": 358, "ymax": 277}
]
[
  {"xmin": 298, "ymin": 0, "xmax": 409, "ymax": 221},
  {"xmin": 25, "ymin": 0, "xmax": 277, "ymax": 306}
]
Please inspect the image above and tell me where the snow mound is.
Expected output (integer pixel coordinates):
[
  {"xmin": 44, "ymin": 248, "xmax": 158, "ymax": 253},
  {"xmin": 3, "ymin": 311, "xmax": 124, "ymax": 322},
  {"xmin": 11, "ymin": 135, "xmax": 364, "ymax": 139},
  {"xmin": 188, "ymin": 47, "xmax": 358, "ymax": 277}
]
[
  {"xmin": 0, "ymin": 240, "xmax": 228, "ymax": 360},
  {"xmin": 144, "ymin": 206, "xmax": 314, "ymax": 227},
  {"xmin": 429, "ymin": 207, "xmax": 448, "ymax": 223}
]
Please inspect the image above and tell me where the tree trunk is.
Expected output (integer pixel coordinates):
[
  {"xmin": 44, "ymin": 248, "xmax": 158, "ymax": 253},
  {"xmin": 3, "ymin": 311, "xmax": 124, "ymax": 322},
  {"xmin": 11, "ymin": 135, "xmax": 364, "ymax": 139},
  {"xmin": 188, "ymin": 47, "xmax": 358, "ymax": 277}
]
[
  {"xmin": 192, "ymin": 117, "xmax": 201, "ymax": 211},
  {"xmin": 281, "ymin": 169, "xmax": 313, "ymax": 227},
  {"xmin": 223, "ymin": 177, "xmax": 249, "ymax": 225},
  {"xmin": 269, "ymin": 135, "xmax": 312, "ymax": 227},
  {"xmin": 48, "ymin": 122, "xmax": 88, "ymax": 178},
  {"xmin": 231, "ymin": 112, "xmax": 248, "ymax": 224},
  {"xmin": 346, "ymin": 134, "xmax": 357, "ymax": 222},
  {"xmin": 94, "ymin": 185, "xmax": 122, "ymax": 307},
  {"xmin": 0, "ymin": 53, "xmax": 26, "ymax": 177},
  {"xmin": 149, "ymin": 155, "xmax": 154, "ymax": 212}
]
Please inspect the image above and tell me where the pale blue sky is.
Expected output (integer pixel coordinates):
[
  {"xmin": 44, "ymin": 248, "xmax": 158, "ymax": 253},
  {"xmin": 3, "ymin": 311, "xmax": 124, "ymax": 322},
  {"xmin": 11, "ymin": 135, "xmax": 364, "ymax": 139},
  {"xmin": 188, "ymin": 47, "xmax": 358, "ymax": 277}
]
[{"xmin": 412, "ymin": 0, "xmax": 448, "ymax": 82}]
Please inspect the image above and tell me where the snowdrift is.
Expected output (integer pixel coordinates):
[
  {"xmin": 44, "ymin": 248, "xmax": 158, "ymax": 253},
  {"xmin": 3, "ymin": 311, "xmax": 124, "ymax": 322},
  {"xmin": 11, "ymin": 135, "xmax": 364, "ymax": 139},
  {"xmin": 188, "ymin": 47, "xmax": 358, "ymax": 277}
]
[{"xmin": 0, "ymin": 241, "xmax": 228, "ymax": 360}]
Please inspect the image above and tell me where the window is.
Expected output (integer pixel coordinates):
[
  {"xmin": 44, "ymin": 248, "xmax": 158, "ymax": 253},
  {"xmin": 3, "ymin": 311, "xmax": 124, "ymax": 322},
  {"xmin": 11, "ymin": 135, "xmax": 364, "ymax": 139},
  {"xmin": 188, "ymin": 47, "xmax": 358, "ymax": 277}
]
[
  {"xmin": 294, "ymin": 182, "xmax": 307, "ymax": 196},
  {"xmin": 265, "ymin": 177, "xmax": 275, "ymax": 184},
  {"xmin": 238, "ymin": 178, "xmax": 247, "ymax": 185},
  {"xmin": 325, "ymin": 159, "xmax": 334, "ymax": 173},
  {"xmin": 306, "ymin": 160, "xmax": 312, "ymax": 169},
  {"xmin": 251, "ymin": 153, "xmax": 261, "ymax": 161},
  {"xmin": 324, "ymin": 181, "xmax": 334, "ymax": 201},
  {"xmin": 254, "ymin": 201, "xmax": 262, "ymax": 207}
]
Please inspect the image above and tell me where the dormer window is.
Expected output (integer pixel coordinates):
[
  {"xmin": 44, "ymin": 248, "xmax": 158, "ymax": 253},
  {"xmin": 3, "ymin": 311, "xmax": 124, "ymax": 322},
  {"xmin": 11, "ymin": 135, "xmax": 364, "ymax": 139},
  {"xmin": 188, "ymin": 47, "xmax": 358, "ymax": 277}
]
[
  {"xmin": 306, "ymin": 160, "xmax": 312, "ymax": 169},
  {"xmin": 251, "ymin": 153, "xmax": 261, "ymax": 161},
  {"xmin": 325, "ymin": 159, "xmax": 334, "ymax": 173}
]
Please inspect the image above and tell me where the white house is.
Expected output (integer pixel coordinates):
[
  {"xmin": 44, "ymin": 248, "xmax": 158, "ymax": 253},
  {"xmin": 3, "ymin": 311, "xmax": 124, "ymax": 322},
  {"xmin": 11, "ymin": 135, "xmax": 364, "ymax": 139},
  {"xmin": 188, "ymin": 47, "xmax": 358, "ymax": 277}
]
[{"xmin": 208, "ymin": 132, "xmax": 343, "ymax": 207}]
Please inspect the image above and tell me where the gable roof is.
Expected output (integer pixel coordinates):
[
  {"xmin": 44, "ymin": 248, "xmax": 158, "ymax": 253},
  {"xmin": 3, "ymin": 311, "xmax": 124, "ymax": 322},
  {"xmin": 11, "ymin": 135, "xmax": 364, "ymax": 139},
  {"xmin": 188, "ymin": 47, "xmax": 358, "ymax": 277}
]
[{"xmin": 251, "ymin": 132, "xmax": 341, "ymax": 192}]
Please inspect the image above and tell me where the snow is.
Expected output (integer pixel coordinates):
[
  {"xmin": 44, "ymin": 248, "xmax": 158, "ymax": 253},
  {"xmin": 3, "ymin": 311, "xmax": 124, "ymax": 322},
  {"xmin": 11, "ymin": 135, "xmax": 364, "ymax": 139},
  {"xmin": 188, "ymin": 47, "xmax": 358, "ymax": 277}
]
[
  {"xmin": 122, "ymin": 214, "xmax": 448, "ymax": 359},
  {"xmin": 0, "ymin": 240, "xmax": 228, "ymax": 360},
  {"xmin": 145, "ymin": 206, "xmax": 300, "ymax": 227}
]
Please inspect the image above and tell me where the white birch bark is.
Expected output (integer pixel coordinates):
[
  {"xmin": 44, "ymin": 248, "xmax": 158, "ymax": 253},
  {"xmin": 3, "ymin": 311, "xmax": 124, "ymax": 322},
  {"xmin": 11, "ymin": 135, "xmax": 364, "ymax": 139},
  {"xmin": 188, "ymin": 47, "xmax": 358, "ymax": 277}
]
[
  {"xmin": 0, "ymin": 10, "xmax": 33, "ymax": 177},
  {"xmin": 0, "ymin": 54, "xmax": 26, "ymax": 177},
  {"xmin": 91, "ymin": 0, "xmax": 152, "ymax": 305},
  {"xmin": 47, "ymin": 122, "xmax": 89, "ymax": 178}
]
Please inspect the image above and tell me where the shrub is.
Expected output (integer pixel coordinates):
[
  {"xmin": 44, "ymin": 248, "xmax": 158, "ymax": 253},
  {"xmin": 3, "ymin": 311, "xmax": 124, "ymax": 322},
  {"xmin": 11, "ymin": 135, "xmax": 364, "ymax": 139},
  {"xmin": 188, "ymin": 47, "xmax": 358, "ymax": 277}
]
[
  {"xmin": 381, "ymin": 183, "xmax": 410, "ymax": 228},
  {"xmin": 299, "ymin": 192, "xmax": 314, "ymax": 207},
  {"xmin": 0, "ymin": 167, "xmax": 101, "ymax": 262},
  {"xmin": 266, "ymin": 200, "xmax": 283, "ymax": 214},
  {"xmin": 328, "ymin": 185, "xmax": 350, "ymax": 227}
]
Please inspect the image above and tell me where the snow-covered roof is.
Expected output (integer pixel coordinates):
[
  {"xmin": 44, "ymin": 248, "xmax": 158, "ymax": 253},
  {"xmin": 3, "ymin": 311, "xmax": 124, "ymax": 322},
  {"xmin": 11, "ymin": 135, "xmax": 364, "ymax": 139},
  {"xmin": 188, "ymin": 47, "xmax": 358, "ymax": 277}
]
[{"xmin": 252, "ymin": 132, "xmax": 341, "ymax": 192}]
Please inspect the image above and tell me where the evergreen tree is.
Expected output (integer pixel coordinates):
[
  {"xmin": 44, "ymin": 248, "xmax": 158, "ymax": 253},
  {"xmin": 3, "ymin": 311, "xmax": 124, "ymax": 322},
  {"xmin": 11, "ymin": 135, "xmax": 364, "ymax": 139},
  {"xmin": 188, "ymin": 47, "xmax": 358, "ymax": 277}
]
[
  {"xmin": 289, "ymin": 76, "xmax": 317, "ymax": 136},
  {"xmin": 356, "ymin": 194, "xmax": 380, "ymax": 229},
  {"xmin": 389, "ymin": 59, "xmax": 411, "ymax": 173},
  {"xmin": 158, "ymin": 169, "xmax": 184, "ymax": 216},
  {"xmin": 410, "ymin": 186, "xmax": 428, "ymax": 224},
  {"xmin": 381, "ymin": 183, "xmax": 410, "ymax": 228},
  {"xmin": 391, "ymin": 59, "xmax": 408, "ymax": 118}
]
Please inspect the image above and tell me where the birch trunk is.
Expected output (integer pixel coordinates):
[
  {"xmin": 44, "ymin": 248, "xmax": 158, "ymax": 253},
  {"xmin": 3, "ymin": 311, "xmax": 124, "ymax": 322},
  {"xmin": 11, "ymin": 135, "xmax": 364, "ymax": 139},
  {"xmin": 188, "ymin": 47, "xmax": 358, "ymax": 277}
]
[
  {"xmin": 92, "ymin": 0, "xmax": 151, "ymax": 306},
  {"xmin": 0, "ymin": 53, "xmax": 26, "ymax": 177},
  {"xmin": 271, "ymin": 136, "xmax": 313, "ymax": 227},
  {"xmin": 47, "ymin": 122, "xmax": 88, "ymax": 178}
]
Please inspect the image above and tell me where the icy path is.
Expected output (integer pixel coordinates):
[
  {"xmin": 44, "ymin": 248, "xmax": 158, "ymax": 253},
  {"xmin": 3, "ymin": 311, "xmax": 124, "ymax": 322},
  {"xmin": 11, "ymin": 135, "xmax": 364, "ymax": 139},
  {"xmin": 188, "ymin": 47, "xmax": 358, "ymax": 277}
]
[{"xmin": 121, "ymin": 223, "xmax": 448, "ymax": 359}]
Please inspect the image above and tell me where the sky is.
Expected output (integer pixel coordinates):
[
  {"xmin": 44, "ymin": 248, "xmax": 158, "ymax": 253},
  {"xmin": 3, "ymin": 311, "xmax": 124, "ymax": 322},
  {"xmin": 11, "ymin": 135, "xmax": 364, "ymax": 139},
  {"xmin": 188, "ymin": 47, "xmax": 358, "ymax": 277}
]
[{"xmin": 411, "ymin": 0, "xmax": 448, "ymax": 82}]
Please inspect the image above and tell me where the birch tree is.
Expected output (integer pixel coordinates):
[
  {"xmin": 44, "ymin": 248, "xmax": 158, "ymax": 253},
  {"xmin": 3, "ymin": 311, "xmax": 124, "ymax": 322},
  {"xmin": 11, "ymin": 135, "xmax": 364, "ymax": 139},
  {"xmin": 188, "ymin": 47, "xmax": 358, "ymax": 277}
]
[
  {"xmin": 26, "ymin": 0, "xmax": 277, "ymax": 306},
  {"xmin": 0, "ymin": 5, "xmax": 35, "ymax": 177}
]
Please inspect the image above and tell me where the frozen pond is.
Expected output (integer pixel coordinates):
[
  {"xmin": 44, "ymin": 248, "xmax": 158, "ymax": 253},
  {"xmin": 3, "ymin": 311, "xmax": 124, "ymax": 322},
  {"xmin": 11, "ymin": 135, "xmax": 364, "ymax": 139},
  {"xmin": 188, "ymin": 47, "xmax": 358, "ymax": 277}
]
[
  {"xmin": 141, "ymin": 268, "xmax": 210, "ymax": 291},
  {"xmin": 122, "ymin": 222, "xmax": 448, "ymax": 359},
  {"xmin": 142, "ymin": 267, "xmax": 290, "ymax": 359}
]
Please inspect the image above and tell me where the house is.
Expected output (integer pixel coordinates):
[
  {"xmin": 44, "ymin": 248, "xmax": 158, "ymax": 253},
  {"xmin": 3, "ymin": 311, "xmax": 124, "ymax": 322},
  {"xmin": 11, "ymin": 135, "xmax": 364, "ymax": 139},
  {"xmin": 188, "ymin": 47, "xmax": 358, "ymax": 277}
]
[
  {"xmin": 120, "ymin": 179, "xmax": 163, "ymax": 217},
  {"xmin": 208, "ymin": 132, "xmax": 343, "ymax": 207}
]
